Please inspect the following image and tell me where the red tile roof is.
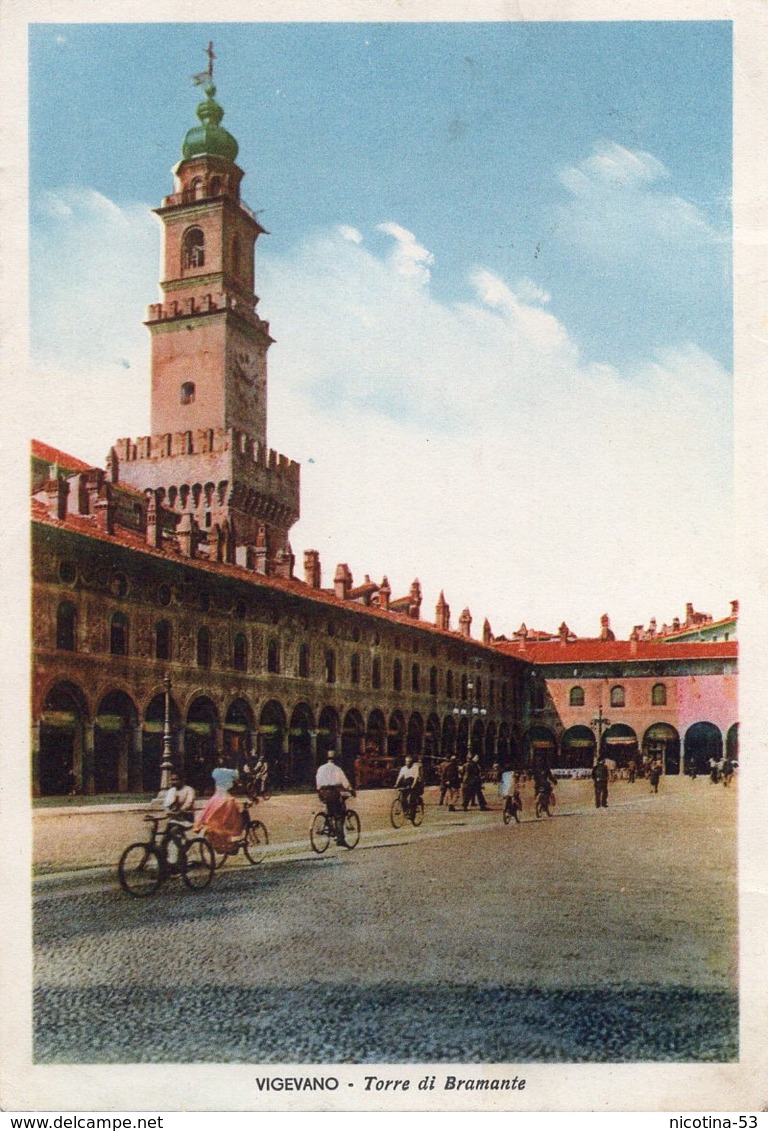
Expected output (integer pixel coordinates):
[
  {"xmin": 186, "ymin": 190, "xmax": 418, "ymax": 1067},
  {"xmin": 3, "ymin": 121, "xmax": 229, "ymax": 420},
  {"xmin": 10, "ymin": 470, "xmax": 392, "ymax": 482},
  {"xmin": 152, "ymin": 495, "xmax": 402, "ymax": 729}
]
[
  {"xmin": 31, "ymin": 440, "xmax": 93, "ymax": 474},
  {"xmin": 661, "ymin": 613, "xmax": 737, "ymax": 640},
  {"xmin": 31, "ymin": 505, "xmax": 512, "ymax": 657},
  {"xmin": 494, "ymin": 636, "xmax": 738, "ymax": 664}
]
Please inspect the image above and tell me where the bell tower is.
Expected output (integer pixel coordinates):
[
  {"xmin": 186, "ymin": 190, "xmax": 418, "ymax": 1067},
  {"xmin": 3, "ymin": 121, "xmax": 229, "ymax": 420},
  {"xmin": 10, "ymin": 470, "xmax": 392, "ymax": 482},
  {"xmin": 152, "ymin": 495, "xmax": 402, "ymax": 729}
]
[
  {"xmin": 149, "ymin": 74, "xmax": 270, "ymax": 441},
  {"xmin": 113, "ymin": 50, "xmax": 300, "ymax": 574}
]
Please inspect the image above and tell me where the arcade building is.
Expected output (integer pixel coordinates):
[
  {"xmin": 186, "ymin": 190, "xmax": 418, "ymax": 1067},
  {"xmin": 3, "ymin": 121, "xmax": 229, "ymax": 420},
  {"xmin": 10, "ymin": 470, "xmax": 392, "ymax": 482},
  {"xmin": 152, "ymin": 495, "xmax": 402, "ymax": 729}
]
[{"xmin": 30, "ymin": 75, "xmax": 738, "ymax": 797}]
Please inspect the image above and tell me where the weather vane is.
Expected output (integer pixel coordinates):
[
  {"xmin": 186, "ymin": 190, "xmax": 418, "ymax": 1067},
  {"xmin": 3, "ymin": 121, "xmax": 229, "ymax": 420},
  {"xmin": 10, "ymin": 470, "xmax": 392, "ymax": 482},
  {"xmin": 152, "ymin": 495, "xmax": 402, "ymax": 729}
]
[{"xmin": 192, "ymin": 41, "xmax": 216, "ymax": 86}]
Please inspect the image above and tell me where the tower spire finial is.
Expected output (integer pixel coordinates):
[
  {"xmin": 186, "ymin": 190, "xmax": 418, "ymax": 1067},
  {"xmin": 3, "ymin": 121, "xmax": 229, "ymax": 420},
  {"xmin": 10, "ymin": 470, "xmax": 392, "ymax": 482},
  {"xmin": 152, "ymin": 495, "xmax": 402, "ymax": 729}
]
[{"xmin": 192, "ymin": 41, "xmax": 216, "ymax": 87}]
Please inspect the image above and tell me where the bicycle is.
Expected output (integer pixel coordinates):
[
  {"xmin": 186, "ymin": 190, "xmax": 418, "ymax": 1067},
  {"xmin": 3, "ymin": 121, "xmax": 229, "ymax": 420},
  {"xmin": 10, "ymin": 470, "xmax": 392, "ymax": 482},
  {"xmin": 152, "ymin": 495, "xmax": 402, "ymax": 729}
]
[
  {"xmin": 309, "ymin": 793, "xmax": 361, "ymax": 853},
  {"xmin": 534, "ymin": 786, "xmax": 555, "ymax": 818},
  {"xmin": 118, "ymin": 814, "xmax": 215, "ymax": 897},
  {"xmin": 502, "ymin": 793, "xmax": 522, "ymax": 825},
  {"xmin": 209, "ymin": 800, "xmax": 269, "ymax": 869},
  {"xmin": 390, "ymin": 787, "xmax": 424, "ymax": 829}
]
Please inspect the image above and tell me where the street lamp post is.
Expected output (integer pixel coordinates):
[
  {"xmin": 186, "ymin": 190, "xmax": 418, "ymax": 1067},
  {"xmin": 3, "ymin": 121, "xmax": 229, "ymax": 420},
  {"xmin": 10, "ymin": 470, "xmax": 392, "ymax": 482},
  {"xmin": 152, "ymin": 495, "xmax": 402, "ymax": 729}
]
[
  {"xmin": 154, "ymin": 672, "xmax": 175, "ymax": 802},
  {"xmin": 453, "ymin": 670, "xmax": 487, "ymax": 759},
  {"xmin": 591, "ymin": 705, "xmax": 610, "ymax": 760}
]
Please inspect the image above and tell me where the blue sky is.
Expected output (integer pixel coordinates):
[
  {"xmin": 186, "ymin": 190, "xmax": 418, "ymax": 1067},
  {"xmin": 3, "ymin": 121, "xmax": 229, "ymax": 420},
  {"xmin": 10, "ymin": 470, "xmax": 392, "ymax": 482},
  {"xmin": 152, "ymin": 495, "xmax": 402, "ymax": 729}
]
[{"xmin": 28, "ymin": 22, "xmax": 734, "ymax": 637}]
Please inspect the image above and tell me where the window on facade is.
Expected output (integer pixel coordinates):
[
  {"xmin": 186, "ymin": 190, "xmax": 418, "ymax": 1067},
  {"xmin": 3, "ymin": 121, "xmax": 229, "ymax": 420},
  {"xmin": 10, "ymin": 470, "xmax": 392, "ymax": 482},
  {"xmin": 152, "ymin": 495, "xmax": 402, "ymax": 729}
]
[
  {"xmin": 190, "ymin": 177, "xmax": 204, "ymax": 200},
  {"xmin": 182, "ymin": 227, "xmax": 205, "ymax": 269},
  {"xmin": 461, "ymin": 674, "xmax": 468, "ymax": 700},
  {"xmin": 154, "ymin": 619, "xmax": 172, "ymax": 661},
  {"xmin": 209, "ymin": 176, "xmax": 222, "ymax": 196},
  {"xmin": 267, "ymin": 639, "xmax": 280, "ymax": 674},
  {"xmin": 610, "ymin": 685, "xmax": 625, "ymax": 708},
  {"xmin": 298, "ymin": 643, "xmax": 310, "ymax": 678},
  {"xmin": 181, "ymin": 382, "xmax": 195, "ymax": 405},
  {"xmin": 233, "ymin": 633, "xmax": 248, "ymax": 672},
  {"xmin": 652, "ymin": 683, "xmax": 667, "ymax": 707},
  {"xmin": 446, "ymin": 671, "xmax": 454, "ymax": 698},
  {"xmin": 411, "ymin": 663, "xmax": 420, "ymax": 692},
  {"xmin": 475, "ymin": 677, "xmax": 483, "ymax": 705},
  {"xmin": 570, "ymin": 686, "xmax": 585, "ymax": 707},
  {"xmin": 393, "ymin": 658, "xmax": 403, "ymax": 692},
  {"xmin": 110, "ymin": 612, "xmax": 128, "ymax": 656},
  {"xmin": 56, "ymin": 602, "xmax": 77, "ymax": 651},
  {"xmin": 489, "ymin": 680, "xmax": 495, "ymax": 709},
  {"xmin": 196, "ymin": 626, "xmax": 211, "ymax": 669},
  {"xmin": 372, "ymin": 656, "xmax": 382, "ymax": 689},
  {"xmin": 325, "ymin": 649, "xmax": 336, "ymax": 684},
  {"xmin": 231, "ymin": 236, "xmax": 240, "ymax": 275},
  {"xmin": 429, "ymin": 666, "xmax": 438, "ymax": 696},
  {"xmin": 350, "ymin": 654, "xmax": 360, "ymax": 685}
]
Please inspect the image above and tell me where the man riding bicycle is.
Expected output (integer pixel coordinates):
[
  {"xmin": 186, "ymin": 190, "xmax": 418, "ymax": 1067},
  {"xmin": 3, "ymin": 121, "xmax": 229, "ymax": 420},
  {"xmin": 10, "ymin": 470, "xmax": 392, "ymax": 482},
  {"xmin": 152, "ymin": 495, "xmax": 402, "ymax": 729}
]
[
  {"xmin": 315, "ymin": 749, "xmax": 356, "ymax": 845},
  {"xmin": 395, "ymin": 755, "xmax": 422, "ymax": 822}
]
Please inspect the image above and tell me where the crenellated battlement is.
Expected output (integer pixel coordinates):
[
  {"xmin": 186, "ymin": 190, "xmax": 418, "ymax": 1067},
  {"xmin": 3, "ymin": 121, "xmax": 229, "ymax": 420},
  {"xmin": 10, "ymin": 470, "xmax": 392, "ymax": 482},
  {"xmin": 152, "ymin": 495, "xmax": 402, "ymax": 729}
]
[
  {"xmin": 146, "ymin": 290, "xmax": 268, "ymax": 330},
  {"xmin": 113, "ymin": 428, "xmax": 300, "ymax": 483}
]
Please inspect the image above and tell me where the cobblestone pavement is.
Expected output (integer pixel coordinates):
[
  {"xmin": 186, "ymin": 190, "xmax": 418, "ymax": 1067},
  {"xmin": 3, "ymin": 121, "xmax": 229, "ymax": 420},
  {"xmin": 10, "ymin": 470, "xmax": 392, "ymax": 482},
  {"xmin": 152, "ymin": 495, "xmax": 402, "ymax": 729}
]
[{"xmin": 33, "ymin": 777, "xmax": 738, "ymax": 1063}]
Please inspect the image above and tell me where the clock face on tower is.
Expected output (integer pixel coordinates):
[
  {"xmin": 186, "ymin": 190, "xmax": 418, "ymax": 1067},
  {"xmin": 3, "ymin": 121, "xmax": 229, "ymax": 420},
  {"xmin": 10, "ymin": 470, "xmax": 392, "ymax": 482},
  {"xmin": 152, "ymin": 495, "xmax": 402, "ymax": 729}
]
[{"xmin": 232, "ymin": 350, "xmax": 258, "ymax": 389}]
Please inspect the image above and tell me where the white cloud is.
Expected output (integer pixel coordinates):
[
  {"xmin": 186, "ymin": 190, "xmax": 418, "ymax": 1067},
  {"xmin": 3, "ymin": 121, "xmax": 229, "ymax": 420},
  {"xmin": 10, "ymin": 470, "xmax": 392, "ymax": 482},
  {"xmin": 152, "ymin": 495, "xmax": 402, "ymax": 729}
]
[
  {"xmin": 337, "ymin": 224, "xmax": 363, "ymax": 244},
  {"xmin": 513, "ymin": 277, "xmax": 551, "ymax": 305},
  {"xmin": 28, "ymin": 193, "xmax": 733, "ymax": 639},
  {"xmin": 556, "ymin": 140, "xmax": 720, "ymax": 260},
  {"xmin": 376, "ymin": 222, "xmax": 434, "ymax": 284}
]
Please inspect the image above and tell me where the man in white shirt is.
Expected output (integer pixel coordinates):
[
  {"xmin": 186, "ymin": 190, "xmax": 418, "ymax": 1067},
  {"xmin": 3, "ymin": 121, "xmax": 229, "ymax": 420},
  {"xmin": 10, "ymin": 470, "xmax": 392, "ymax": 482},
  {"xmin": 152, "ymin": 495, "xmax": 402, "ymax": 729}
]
[
  {"xmin": 395, "ymin": 755, "xmax": 421, "ymax": 820},
  {"xmin": 164, "ymin": 773, "xmax": 196, "ymax": 825},
  {"xmin": 316, "ymin": 750, "xmax": 355, "ymax": 844}
]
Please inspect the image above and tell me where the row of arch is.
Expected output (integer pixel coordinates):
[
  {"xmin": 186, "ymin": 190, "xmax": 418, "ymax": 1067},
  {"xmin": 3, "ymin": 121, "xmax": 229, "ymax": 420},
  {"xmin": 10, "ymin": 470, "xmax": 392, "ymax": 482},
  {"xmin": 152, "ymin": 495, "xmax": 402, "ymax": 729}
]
[
  {"xmin": 35, "ymin": 679, "xmax": 739, "ymax": 797},
  {"xmin": 36, "ymin": 679, "xmax": 523, "ymax": 797},
  {"xmin": 527, "ymin": 721, "xmax": 739, "ymax": 777}
]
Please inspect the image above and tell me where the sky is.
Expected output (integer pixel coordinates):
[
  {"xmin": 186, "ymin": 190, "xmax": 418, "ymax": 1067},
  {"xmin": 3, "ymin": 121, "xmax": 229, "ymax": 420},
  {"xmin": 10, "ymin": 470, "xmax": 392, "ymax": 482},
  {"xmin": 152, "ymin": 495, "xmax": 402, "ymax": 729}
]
[{"xmin": 27, "ymin": 21, "xmax": 734, "ymax": 640}]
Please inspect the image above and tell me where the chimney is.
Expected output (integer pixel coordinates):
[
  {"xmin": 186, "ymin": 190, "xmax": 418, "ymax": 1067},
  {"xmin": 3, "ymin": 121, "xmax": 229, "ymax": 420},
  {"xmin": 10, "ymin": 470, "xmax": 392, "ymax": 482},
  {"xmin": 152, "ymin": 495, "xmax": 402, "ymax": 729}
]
[
  {"xmin": 304, "ymin": 549, "xmax": 322, "ymax": 589},
  {"xmin": 629, "ymin": 626, "xmax": 639, "ymax": 655},
  {"xmin": 105, "ymin": 446, "xmax": 119, "ymax": 484},
  {"xmin": 685, "ymin": 602, "xmax": 694, "ymax": 624},
  {"xmin": 378, "ymin": 576, "xmax": 391, "ymax": 611},
  {"xmin": 435, "ymin": 590, "xmax": 450, "ymax": 631},
  {"xmin": 672, "ymin": 617, "xmax": 680, "ymax": 632},
  {"xmin": 558, "ymin": 621, "xmax": 570, "ymax": 647},
  {"xmin": 408, "ymin": 578, "xmax": 422, "ymax": 620},
  {"xmin": 44, "ymin": 475, "xmax": 70, "ymax": 521},
  {"xmin": 599, "ymin": 614, "xmax": 615, "ymax": 642},
  {"xmin": 274, "ymin": 543, "xmax": 294, "ymax": 580},
  {"xmin": 731, "ymin": 599, "xmax": 739, "ymax": 618},
  {"xmin": 482, "ymin": 618, "xmax": 493, "ymax": 645},
  {"xmin": 517, "ymin": 623, "xmax": 528, "ymax": 651},
  {"xmin": 334, "ymin": 562, "xmax": 352, "ymax": 601},
  {"xmin": 459, "ymin": 607, "xmax": 472, "ymax": 639}
]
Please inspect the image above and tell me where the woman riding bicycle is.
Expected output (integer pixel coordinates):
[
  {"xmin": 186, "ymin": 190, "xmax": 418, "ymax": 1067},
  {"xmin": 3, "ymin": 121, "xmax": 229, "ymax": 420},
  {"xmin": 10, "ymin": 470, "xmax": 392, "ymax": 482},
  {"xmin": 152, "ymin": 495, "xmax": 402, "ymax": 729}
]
[{"xmin": 194, "ymin": 758, "xmax": 243, "ymax": 854}]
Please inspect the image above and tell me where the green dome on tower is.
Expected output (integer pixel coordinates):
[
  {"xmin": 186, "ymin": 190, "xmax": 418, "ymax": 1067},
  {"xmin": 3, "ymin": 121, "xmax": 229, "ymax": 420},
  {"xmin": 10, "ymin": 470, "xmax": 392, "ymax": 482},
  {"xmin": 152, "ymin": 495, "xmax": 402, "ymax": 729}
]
[{"xmin": 182, "ymin": 83, "xmax": 239, "ymax": 163}]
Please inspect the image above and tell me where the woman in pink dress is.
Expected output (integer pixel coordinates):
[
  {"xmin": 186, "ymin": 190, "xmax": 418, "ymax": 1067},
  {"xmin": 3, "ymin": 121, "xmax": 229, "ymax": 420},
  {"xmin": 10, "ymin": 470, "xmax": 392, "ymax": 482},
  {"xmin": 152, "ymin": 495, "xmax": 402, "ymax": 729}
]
[{"xmin": 195, "ymin": 761, "xmax": 242, "ymax": 853}]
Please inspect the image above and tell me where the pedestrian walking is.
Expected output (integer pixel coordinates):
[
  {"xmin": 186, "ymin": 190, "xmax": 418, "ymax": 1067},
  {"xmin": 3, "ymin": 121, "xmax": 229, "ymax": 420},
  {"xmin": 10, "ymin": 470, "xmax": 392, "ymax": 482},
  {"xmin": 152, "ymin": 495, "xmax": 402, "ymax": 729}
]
[
  {"xmin": 592, "ymin": 755, "xmax": 609, "ymax": 808},
  {"xmin": 503, "ymin": 772, "xmax": 523, "ymax": 824},
  {"xmin": 649, "ymin": 760, "xmax": 662, "ymax": 794},
  {"xmin": 442, "ymin": 756, "xmax": 460, "ymax": 811}
]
